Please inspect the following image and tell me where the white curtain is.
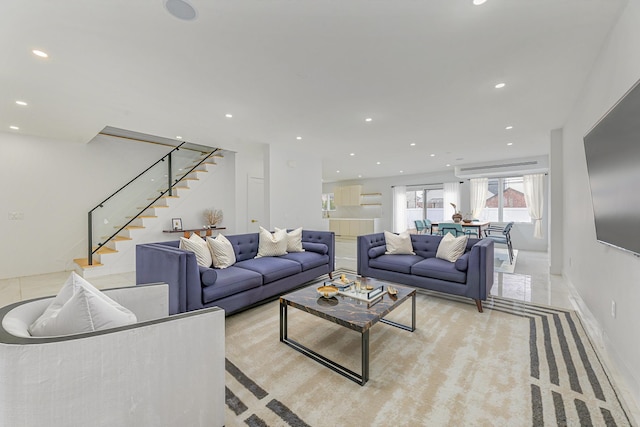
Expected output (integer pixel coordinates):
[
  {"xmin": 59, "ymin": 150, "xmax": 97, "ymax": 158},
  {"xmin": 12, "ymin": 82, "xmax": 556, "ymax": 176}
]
[
  {"xmin": 469, "ymin": 177, "xmax": 488, "ymax": 219},
  {"xmin": 392, "ymin": 185, "xmax": 407, "ymax": 232},
  {"xmin": 523, "ymin": 173, "xmax": 544, "ymax": 239},
  {"xmin": 443, "ymin": 182, "xmax": 460, "ymax": 220}
]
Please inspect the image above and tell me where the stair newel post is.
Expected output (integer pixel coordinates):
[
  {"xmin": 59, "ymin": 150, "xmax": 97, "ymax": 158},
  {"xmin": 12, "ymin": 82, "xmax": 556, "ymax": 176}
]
[
  {"xmin": 88, "ymin": 211, "xmax": 93, "ymax": 266},
  {"xmin": 167, "ymin": 152, "xmax": 173, "ymax": 197}
]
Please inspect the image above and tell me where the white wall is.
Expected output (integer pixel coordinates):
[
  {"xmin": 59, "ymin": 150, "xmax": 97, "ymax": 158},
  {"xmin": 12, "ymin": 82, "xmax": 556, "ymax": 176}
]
[
  {"xmin": 0, "ymin": 132, "xmax": 235, "ymax": 279},
  {"xmin": 267, "ymin": 145, "xmax": 324, "ymax": 231},
  {"xmin": 562, "ymin": 0, "xmax": 640, "ymax": 406},
  {"xmin": 324, "ymin": 168, "xmax": 549, "ymax": 251}
]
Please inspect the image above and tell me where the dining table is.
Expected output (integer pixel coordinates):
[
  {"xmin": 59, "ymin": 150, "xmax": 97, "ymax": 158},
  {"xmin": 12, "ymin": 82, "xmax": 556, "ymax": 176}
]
[{"xmin": 430, "ymin": 220, "xmax": 491, "ymax": 238}]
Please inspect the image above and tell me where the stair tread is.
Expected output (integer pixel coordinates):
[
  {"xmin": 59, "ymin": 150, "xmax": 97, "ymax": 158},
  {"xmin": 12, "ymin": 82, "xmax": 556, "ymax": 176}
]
[
  {"xmin": 74, "ymin": 258, "xmax": 104, "ymax": 268},
  {"xmin": 111, "ymin": 236, "xmax": 133, "ymax": 241},
  {"xmin": 93, "ymin": 246, "xmax": 118, "ymax": 255},
  {"xmin": 124, "ymin": 225, "xmax": 145, "ymax": 230}
]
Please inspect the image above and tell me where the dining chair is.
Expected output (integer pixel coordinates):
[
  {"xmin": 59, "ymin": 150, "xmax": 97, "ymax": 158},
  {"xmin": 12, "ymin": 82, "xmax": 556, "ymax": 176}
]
[
  {"xmin": 414, "ymin": 220, "xmax": 427, "ymax": 234},
  {"xmin": 423, "ymin": 219, "xmax": 433, "ymax": 235},
  {"xmin": 484, "ymin": 222, "xmax": 515, "ymax": 263},
  {"xmin": 462, "ymin": 219, "xmax": 481, "ymax": 237},
  {"xmin": 439, "ymin": 223, "xmax": 473, "ymax": 237}
]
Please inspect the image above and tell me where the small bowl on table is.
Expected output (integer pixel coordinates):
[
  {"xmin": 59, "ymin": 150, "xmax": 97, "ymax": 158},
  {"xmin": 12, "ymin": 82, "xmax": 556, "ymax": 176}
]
[{"xmin": 317, "ymin": 285, "xmax": 339, "ymax": 299}]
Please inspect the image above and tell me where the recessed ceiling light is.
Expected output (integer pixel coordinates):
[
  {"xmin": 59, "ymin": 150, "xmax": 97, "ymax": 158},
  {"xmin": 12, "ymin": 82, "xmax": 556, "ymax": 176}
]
[
  {"xmin": 495, "ymin": 83, "xmax": 506, "ymax": 89},
  {"xmin": 296, "ymin": 136, "xmax": 302, "ymax": 140},
  {"xmin": 176, "ymin": 136, "xmax": 183, "ymax": 140},
  {"xmin": 365, "ymin": 118, "xmax": 372, "ymax": 122},
  {"xmin": 9, "ymin": 125, "xmax": 19, "ymax": 130},
  {"xmin": 473, "ymin": 0, "xmax": 487, "ymax": 5},
  {"xmin": 225, "ymin": 113, "xmax": 233, "ymax": 118},
  {"xmin": 358, "ymin": 175, "xmax": 362, "ymax": 178},
  {"xmin": 15, "ymin": 101, "xmax": 28, "ymax": 106},
  {"xmin": 446, "ymin": 164, "xmax": 451, "ymax": 167},
  {"xmin": 430, "ymin": 153, "xmax": 435, "ymax": 157},
  {"xmin": 507, "ymin": 142, "xmax": 513, "ymax": 146},
  {"xmin": 376, "ymin": 161, "xmax": 381, "ymax": 165},
  {"xmin": 336, "ymin": 170, "xmax": 341, "ymax": 173},
  {"xmin": 410, "ymin": 143, "xmax": 416, "ymax": 146},
  {"xmin": 400, "ymin": 170, "xmax": 404, "ymax": 174},
  {"xmin": 350, "ymin": 153, "xmax": 355, "ymax": 156},
  {"xmin": 505, "ymin": 125, "xmax": 513, "ymax": 130},
  {"xmin": 164, "ymin": 0, "xmax": 198, "ymax": 21},
  {"xmin": 32, "ymin": 49, "xmax": 48, "ymax": 58}
]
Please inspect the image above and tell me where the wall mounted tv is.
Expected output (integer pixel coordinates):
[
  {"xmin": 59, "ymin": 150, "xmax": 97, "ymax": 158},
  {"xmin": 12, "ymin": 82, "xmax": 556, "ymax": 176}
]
[{"xmin": 583, "ymin": 78, "xmax": 640, "ymax": 256}]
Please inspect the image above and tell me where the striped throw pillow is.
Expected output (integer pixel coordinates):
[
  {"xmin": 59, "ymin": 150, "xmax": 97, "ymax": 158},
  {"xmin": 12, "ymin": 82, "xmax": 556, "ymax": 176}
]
[
  {"xmin": 435, "ymin": 233, "xmax": 468, "ymax": 262},
  {"xmin": 255, "ymin": 227, "xmax": 288, "ymax": 258}
]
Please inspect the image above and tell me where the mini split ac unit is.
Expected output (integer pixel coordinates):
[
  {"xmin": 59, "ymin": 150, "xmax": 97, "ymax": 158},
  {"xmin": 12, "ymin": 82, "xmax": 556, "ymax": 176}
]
[{"xmin": 454, "ymin": 156, "xmax": 549, "ymax": 179}]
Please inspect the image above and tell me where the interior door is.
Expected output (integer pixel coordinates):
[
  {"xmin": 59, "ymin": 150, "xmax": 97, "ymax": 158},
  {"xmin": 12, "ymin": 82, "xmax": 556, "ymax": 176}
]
[{"xmin": 247, "ymin": 176, "xmax": 265, "ymax": 233}]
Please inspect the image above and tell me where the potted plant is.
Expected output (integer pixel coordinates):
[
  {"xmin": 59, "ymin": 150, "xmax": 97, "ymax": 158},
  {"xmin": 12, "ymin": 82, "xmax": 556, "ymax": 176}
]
[{"xmin": 450, "ymin": 203, "xmax": 463, "ymax": 223}]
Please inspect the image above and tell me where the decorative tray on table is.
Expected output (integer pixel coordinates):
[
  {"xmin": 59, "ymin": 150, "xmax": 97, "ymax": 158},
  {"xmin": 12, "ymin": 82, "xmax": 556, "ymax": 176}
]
[{"xmin": 338, "ymin": 285, "xmax": 386, "ymax": 303}]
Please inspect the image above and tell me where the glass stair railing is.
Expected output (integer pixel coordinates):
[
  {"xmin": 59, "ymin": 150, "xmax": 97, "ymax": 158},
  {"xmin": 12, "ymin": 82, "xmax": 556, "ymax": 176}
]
[{"xmin": 83, "ymin": 141, "xmax": 221, "ymax": 266}]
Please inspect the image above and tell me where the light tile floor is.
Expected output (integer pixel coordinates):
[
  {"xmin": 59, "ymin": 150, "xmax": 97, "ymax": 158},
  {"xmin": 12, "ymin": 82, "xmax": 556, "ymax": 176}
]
[{"xmin": 1, "ymin": 238, "xmax": 638, "ymax": 422}]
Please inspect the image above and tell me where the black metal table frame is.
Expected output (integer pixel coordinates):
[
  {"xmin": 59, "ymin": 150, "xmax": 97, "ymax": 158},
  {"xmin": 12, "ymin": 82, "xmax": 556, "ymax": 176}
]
[{"xmin": 279, "ymin": 292, "xmax": 416, "ymax": 386}]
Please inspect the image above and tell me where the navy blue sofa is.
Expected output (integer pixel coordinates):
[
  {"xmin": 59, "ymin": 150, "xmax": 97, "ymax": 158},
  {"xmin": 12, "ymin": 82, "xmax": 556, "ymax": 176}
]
[
  {"xmin": 136, "ymin": 230, "xmax": 335, "ymax": 315},
  {"xmin": 357, "ymin": 233, "xmax": 494, "ymax": 312}
]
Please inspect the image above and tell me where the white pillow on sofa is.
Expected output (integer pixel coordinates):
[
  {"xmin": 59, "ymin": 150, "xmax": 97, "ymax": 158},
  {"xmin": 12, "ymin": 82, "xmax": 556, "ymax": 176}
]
[
  {"xmin": 436, "ymin": 233, "xmax": 468, "ymax": 262},
  {"xmin": 207, "ymin": 233, "xmax": 236, "ymax": 269},
  {"xmin": 255, "ymin": 227, "xmax": 288, "ymax": 257},
  {"xmin": 384, "ymin": 230, "xmax": 415, "ymax": 255},
  {"xmin": 28, "ymin": 272, "xmax": 137, "ymax": 337},
  {"xmin": 275, "ymin": 227, "xmax": 305, "ymax": 253},
  {"xmin": 179, "ymin": 233, "xmax": 213, "ymax": 268}
]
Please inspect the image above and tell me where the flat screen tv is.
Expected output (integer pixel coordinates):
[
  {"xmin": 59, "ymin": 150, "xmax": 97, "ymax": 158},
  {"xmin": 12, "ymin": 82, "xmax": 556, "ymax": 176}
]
[{"xmin": 584, "ymin": 78, "xmax": 640, "ymax": 256}]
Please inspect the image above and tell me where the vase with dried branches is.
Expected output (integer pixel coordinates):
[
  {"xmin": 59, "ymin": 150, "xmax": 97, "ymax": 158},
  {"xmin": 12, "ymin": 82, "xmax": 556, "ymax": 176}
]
[{"xmin": 203, "ymin": 209, "xmax": 223, "ymax": 228}]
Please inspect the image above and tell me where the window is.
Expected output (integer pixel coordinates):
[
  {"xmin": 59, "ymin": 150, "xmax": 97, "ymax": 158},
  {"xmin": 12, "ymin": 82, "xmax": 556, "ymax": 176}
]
[
  {"xmin": 405, "ymin": 188, "xmax": 444, "ymax": 230},
  {"xmin": 479, "ymin": 176, "xmax": 531, "ymax": 223},
  {"xmin": 321, "ymin": 193, "xmax": 335, "ymax": 212}
]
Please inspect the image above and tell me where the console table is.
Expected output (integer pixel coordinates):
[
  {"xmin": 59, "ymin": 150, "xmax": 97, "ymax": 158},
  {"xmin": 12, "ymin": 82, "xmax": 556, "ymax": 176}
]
[{"xmin": 163, "ymin": 227, "xmax": 226, "ymax": 238}]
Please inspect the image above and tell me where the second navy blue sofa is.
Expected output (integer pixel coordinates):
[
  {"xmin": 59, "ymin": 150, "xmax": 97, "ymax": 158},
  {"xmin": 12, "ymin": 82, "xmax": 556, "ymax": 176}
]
[{"xmin": 357, "ymin": 232, "xmax": 494, "ymax": 312}]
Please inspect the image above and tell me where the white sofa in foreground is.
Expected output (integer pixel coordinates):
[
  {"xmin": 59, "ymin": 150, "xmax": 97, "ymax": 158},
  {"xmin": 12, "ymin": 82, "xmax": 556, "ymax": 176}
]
[{"xmin": 0, "ymin": 283, "xmax": 225, "ymax": 427}]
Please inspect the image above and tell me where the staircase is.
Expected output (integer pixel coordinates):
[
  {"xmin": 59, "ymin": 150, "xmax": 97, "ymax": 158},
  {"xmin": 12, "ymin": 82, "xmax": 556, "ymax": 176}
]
[{"xmin": 73, "ymin": 144, "xmax": 223, "ymax": 278}]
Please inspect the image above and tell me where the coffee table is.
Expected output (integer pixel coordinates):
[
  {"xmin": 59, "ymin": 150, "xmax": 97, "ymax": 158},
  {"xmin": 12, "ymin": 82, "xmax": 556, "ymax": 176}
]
[{"xmin": 279, "ymin": 277, "xmax": 416, "ymax": 386}]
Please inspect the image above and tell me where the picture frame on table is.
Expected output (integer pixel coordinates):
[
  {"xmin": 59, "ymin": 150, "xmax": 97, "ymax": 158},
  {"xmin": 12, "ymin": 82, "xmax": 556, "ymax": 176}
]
[{"xmin": 172, "ymin": 218, "xmax": 183, "ymax": 231}]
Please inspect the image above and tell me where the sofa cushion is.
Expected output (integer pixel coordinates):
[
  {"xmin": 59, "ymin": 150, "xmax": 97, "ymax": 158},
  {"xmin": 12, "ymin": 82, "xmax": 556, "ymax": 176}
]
[
  {"xmin": 368, "ymin": 246, "xmax": 386, "ymax": 259},
  {"xmin": 384, "ymin": 231, "xmax": 415, "ymax": 255},
  {"xmin": 436, "ymin": 233, "xmax": 468, "ymax": 262},
  {"xmin": 369, "ymin": 254, "xmax": 424, "ymax": 274},
  {"xmin": 281, "ymin": 252, "xmax": 329, "ymax": 271},
  {"xmin": 235, "ymin": 257, "xmax": 302, "ymax": 284},
  {"xmin": 179, "ymin": 233, "xmax": 212, "ymax": 268},
  {"xmin": 302, "ymin": 242, "xmax": 328, "ymax": 255},
  {"xmin": 199, "ymin": 266, "xmax": 218, "ymax": 287},
  {"xmin": 411, "ymin": 235, "xmax": 442, "ymax": 259},
  {"xmin": 275, "ymin": 227, "xmax": 304, "ymax": 253},
  {"xmin": 207, "ymin": 234, "xmax": 237, "ymax": 269},
  {"xmin": 256, "ymin": 227, "xmax": 288, "ymax": 257},
  {"xmin": 455, "ymin": 253, "xmax": 469, "ymax": 272},
  {"xmin": 201, "ymin": 267, "xmax": 263, "ymax": 304},
  {"xmin": 29, "ymin": 272, "xmax": 137, "ymax": 337},
  {"xmin": 411, "ymin": 258, "xmax": 467, "ymax": 284}
]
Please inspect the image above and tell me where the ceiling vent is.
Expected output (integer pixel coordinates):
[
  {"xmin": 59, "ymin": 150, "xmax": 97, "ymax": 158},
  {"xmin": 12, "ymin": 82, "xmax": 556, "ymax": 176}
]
[{"xmin": 454, "ymin": 156, "xmax": 548, "ymax": 179}]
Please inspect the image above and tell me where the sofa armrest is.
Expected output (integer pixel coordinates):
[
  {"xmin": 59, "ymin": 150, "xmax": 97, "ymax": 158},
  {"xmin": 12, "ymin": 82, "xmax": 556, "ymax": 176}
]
[
  {"xmin": 466, "ymin": 239, "xmax": 495, "ymax": 299},
  {"xmin": 136, "ymin": 244, "xmax": 202, "ymax": 314},
  {"xmin": 302, "ymin": 230, "xmax": 335, "ymax": 272},
  {"xmin": 357, "ymin": 233, "xmax": 386, "ymax": 276}
]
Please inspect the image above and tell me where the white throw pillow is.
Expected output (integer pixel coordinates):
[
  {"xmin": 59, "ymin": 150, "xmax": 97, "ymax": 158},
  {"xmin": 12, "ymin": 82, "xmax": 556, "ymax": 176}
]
[
  {"xmin": 436, "ymin": 233, "xmax": 469, "ymax": 262},
  {"xmin": 179, "ymin": 232, "xmax": 212, "ymax": 268},
  {"xmin": 207, "ymin": 233, "xmax": 237, "ymax": 269},
  {"xmin": 255, "ymin": 226, "xmax": 288, "ymax": 257},
  {"xmin": 28, "ymin": 272, "xmax": 137, "ymax": 337},
  {"xmin": 275, "ymin": 227, "xmax": 305, "ymax": 253},
  {"xmin": 384, "ymin": 230, "xmax": 415, "ymax": 255}
]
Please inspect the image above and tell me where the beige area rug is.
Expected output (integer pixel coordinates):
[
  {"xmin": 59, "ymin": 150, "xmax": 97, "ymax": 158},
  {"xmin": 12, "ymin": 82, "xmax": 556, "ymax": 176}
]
[
  {"xmin": 224, "ymin": 279, "xmax": 633, "ymax": 426},
  {"xmin": 495, "ymin": 248, "xmax": 518, "ymax": 274}
]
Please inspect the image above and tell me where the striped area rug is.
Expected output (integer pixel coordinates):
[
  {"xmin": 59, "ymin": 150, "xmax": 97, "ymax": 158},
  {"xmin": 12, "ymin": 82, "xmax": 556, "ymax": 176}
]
[{"xmin": 224, "ymin": 271, "xmax": 634, "ymax": 426}]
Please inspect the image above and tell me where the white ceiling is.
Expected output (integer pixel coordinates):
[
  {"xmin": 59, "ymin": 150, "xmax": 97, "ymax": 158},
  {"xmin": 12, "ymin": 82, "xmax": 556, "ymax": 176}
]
[{"xmin": 0, "ymin": 0, "xmax": 626, "ymax": 181}]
